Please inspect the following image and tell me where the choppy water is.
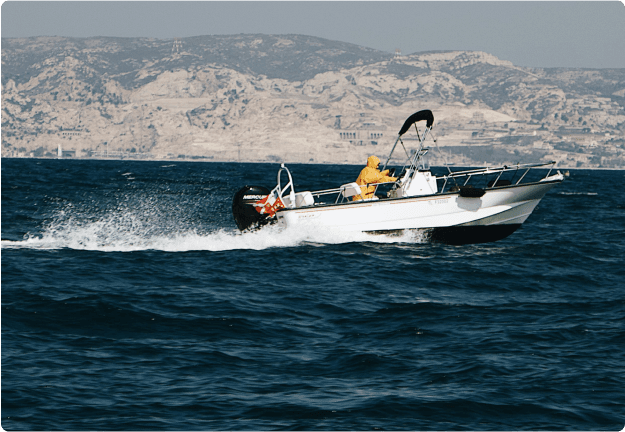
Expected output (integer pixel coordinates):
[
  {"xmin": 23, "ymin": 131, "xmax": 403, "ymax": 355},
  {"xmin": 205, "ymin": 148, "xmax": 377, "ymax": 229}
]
[{"xmin": 2, "ymin": 158, "xmax": 624, "ymax": 430}]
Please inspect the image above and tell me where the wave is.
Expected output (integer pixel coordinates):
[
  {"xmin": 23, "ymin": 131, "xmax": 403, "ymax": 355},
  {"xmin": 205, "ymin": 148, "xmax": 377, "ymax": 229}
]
[{"xmin": 557, "ymin": 192, "xmax": 598, "ymax": 196}]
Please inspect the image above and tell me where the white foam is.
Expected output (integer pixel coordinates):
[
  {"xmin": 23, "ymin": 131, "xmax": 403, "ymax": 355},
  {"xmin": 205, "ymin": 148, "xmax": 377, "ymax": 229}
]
[
  {"xmin": 557, "ymin": 192, "xmax": 598, "ymax": 196},
  {"xmin": 1, "ymin": 221, "xmax": 428, "ymax": 253}
]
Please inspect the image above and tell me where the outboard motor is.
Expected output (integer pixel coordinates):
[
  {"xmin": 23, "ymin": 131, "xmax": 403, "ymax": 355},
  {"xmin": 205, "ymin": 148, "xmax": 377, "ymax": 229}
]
[{"xmin": 232, "ymin": 185, "xmax": 272, "ymax": 231}]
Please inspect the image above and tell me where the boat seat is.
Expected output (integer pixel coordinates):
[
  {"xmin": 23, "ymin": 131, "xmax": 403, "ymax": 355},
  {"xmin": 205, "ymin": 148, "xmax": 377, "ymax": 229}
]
[
  {"xmin": 294, "ymin": 191, "xmax": 314, "ymax": 207},
  {"xmin": 282, "ymin": 191, "xmax": 315, "ymax": 208},
  {"xmin": 340, "ymin": 182, "xmax": 363, "ymax": 199}
]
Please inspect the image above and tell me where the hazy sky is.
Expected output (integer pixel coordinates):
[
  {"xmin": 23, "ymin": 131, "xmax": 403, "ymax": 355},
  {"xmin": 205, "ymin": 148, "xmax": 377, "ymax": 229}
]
[{"xmin": 2, "ymin": 1, "xmax": 624, "ymax": 68}]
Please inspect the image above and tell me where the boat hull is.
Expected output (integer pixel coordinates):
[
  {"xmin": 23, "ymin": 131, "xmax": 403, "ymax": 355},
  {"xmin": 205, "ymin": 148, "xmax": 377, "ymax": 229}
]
[
  {"xmin": 276, "ymin": 179, "xmax": 561, "ymax": 243},
  {"xmin": 429, "ymin": 224, "xmax": 522, "ymax": 245}
]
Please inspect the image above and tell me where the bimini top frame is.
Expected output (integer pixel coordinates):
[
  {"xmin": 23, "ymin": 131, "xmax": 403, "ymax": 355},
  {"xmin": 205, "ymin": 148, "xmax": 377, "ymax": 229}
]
[{"xmin": 382, "ymin": 110, "xmax": 435, "ymax": 174}]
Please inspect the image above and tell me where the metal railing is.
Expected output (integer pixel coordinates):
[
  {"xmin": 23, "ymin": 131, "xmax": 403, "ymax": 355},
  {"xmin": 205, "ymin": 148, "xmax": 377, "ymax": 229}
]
[
  {"xmin": 274, "ymin": 161, "xmax": 559, "ymax": 209},
  {"xmin": 438, "ymin": 161, "xmax": 557, "ymax": 193},
  {"xmin": 272, "ymin": 181, "xmax": 394, "ymax": 205}
]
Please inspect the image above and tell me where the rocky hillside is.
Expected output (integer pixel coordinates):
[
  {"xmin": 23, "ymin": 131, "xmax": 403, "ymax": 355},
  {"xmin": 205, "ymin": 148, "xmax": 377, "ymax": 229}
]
[{"xmin": 2, "ymin": 34, "xmax": 625, "ymax": 167}]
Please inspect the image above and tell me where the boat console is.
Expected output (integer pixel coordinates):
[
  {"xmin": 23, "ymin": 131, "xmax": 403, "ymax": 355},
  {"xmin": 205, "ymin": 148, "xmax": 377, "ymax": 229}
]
[{"xmin": 389, "ymin": 169, "xmax": 438, "ymax": 198}]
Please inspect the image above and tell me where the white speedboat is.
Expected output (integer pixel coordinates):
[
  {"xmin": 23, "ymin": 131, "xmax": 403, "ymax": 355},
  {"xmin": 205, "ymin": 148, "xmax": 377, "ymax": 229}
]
[{"xmin": 232, "ymin": 110, "xmax": 564, "ymax": 244}]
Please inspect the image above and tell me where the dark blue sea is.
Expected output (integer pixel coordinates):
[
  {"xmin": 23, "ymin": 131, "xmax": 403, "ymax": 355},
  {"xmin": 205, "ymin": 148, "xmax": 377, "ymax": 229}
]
[{"xmin": 2, "ymin": 158, "xmax": 624, "ymax": 431}]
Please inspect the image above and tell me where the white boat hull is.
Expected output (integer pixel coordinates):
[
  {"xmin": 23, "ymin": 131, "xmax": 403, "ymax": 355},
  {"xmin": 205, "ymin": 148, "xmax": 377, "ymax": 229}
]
[{"xmin": 276, "ymin": 179, "xmax": 561, "ymax": 244}]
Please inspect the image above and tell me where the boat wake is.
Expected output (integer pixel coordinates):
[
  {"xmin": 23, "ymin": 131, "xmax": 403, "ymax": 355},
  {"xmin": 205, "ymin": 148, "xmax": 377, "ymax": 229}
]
[{"xmin": 1, "ymin": 214, "xmax": 428, "ymax": 253}]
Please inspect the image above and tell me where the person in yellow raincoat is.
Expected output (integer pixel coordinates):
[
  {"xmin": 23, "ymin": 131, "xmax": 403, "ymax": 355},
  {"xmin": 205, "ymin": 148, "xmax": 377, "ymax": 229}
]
[{"xmin": 352, "ymin": 155, "xmax": 397, "ymax": 201}]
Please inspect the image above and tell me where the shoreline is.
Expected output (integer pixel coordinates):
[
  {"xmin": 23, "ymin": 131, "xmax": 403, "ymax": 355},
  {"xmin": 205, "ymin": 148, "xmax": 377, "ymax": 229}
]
[{"xmin": 2, "ymin": 156, "xmax": 623, "ymax": 170}]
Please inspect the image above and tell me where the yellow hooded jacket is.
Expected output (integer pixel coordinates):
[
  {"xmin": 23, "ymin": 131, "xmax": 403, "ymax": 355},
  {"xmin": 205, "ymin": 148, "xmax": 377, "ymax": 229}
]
[{"xmin": 352, "ymin": 155, "xmax": 397, "ymax": 201}]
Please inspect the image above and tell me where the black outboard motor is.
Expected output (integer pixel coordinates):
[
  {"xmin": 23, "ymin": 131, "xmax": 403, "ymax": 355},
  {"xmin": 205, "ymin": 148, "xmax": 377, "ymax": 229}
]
[{"xmin": 232, "ymin": 185, "xmax": 272, "ymax": 231}]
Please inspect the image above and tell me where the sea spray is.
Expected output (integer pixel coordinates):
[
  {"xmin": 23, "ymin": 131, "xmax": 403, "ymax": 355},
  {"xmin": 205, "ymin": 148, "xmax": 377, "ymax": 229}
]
[{"xmin": 2, "ymin": 219, "xmax": 429, "ymax": 252}]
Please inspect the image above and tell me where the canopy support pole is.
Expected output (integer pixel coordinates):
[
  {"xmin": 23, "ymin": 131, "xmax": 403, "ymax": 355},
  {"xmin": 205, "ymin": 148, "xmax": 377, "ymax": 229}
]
[{"xmin": 382, "ymin": 135, "xmax": 402, "ymax": 171}]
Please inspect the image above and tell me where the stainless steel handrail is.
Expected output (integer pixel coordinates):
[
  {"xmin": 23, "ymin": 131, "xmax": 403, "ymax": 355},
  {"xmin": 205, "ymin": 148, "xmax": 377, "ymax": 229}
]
[
  {"xmin": 312, "ymin": 181, "xmax": 397, "ymax": 198},
  {"xmin": 439, "ymin": 161, "xmax": 556, "ymax": 180},
  {"xmin": 274, "ymin": 160, "xmax": 557, "ymax": 209}
]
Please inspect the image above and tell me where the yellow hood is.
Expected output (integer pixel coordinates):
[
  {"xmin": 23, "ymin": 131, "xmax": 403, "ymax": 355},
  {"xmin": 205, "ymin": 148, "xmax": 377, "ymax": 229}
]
[{"xmin": 367, "ymin": 155, "xmax": 381, "ymax": 168}]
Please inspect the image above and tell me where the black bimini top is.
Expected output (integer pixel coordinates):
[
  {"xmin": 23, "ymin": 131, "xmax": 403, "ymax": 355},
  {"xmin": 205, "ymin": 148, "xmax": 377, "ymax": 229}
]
[{"xmin": 398, "ymin": 110, "xmax": 434, "ymax": 136}]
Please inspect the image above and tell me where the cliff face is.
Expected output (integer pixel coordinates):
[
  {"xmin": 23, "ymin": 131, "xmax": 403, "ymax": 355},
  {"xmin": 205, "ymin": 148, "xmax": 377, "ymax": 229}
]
[{"xmin": 3, "ymin": 35, "xmax": 625, "ymax": 167}]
